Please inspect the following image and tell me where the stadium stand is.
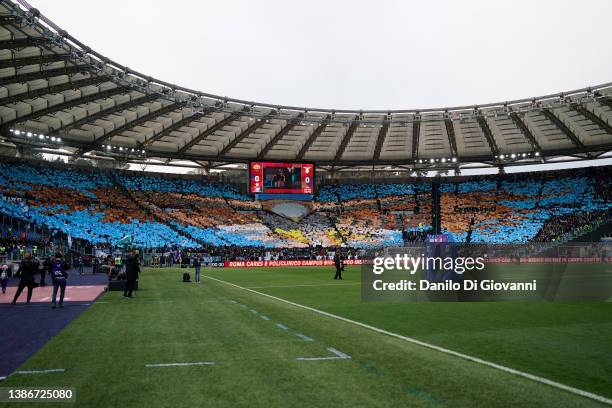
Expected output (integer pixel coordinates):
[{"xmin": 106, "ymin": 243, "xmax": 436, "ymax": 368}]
[{"xmin": 0, "ymin": 160, "xmax": 610, "ymax": 250}]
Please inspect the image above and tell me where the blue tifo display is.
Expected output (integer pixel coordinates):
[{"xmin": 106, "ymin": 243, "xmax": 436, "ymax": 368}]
[{"xmin": 0, "ymin": 161, "xmax": 610, "ymax": 248}]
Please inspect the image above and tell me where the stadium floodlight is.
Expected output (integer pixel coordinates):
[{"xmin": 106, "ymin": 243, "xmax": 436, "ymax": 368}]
[
  {"xmin": 441, "ymin": 158, "xmax": 446, "ymax": 163},
  {"xmin": 430, "ymin": 158, "xmax": 435, "ymax": 163},
  {"xmin": 499, "ymin": 154, "xmax": 505, "ymax": 159},
  {"xmin": 535, "ymin": 152, "xmax": 540, "ymax": 156},
  {"xmin": 57, "ymin": 138, "xmax": 62, "ymax": 142},
  {"xmin": 27, "ymin": 132, "xmax": 32, "ymax": 137},
  {"xmin": 511, "ymin": 153, "xmax": 516, "ymax": 159},
  {"xmin": 9, "ymin": 129, "xmax": 14, "ymax": 133},
  {"xmin": 15, "ymin": 130, "xmax": 21, "ymax": 135},
  {"xmin": 51, "ymin": 136, "xmax": 56, "ymax": 142},
  {"xmin": 452, "ymin": 157, "xmax": 457, "ymax": 163},
  {"xmin": 39, "ymin": 134, "xmax": 44, "ymax": 140},
  {"xmin": 522, "ymin": 153, "xmax": 527, "ymax": 158},
  {"xmin": 107, "ymin": 145, "xmax": 111, "ymax": 150},
  {"xmin": 119, "ymin": 147, "xmax": 123, "ymax": 151}
]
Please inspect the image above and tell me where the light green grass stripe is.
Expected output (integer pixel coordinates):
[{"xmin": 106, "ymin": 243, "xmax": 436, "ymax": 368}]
[{"xmin": 206, "ymin": 275, "xmax": 612, "ymax": 406}]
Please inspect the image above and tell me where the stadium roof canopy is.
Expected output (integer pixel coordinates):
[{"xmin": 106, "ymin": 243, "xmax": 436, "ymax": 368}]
[{"xmin": 0, "ymin": 0, "xmax": 611, "ymax": 173}]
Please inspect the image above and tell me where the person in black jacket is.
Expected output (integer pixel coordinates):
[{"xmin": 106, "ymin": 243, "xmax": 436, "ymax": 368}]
[
  {"xmin": 11, "ymin": 253, "xmax": 40, "ymax": 305},
  {"xmin": 50, "ymin": 253, "xmax": 69, "ymax": 308},
  {"xmin": 123, "ymin": 251, "xmax": 140, "ymax": 298},
  {"xmin": 333, "ymin": 252, "xmax": 344, "ymax": 280}
]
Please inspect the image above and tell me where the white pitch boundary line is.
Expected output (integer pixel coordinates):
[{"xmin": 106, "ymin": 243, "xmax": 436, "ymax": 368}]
[
  {"xmin": 145, "ymin": 361, "xmax": 215, "ymax": 368},
  {"xmin": 205, "ymin": 276, "xmax": 612, "ymax": 406},
  {"xmin": 13, "ymin": 369, "xmax": 65, "ymax": 375},
  {"xmin": 297, "ymin": 347, "xmax": 352, "ymax": 361},
  {"xmin": 248, "ymin": 283, "xmax": 360, "ymax": 289}
]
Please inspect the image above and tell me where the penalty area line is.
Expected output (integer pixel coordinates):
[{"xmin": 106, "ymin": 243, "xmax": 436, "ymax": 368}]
[
  {"xmin": 205, "ymin": 275, "xmax": 612, "ymax": 406},
  {"xmin": 297, "ymin": 347, "xmax": 352, "ymax": 361}
]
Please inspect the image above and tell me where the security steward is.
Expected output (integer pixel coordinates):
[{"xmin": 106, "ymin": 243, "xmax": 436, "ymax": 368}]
[
  {"xmin": 333, "ymin": 252, "xmax": 344, "ymax": 280},
  {"xmin": 123, "ymin": 250, "xmax": 140, "ymax": 298},
  {"xmin": 11, "ymin": 253, "xmax": 40, "ymax": 304}
]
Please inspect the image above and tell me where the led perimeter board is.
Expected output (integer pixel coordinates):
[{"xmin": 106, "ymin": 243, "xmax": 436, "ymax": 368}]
[{"xmin": 249, "ymin": 162, "xmax": 315, "ymax": 195}]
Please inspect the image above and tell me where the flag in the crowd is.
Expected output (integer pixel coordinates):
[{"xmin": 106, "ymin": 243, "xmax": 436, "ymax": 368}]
[{"xmin": 117, "ymin": 234, "xmax": 133, "ymax": 247}]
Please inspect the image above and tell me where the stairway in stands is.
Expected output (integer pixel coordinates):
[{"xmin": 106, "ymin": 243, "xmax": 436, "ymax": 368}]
[
  {"xmin": 466, "ymin": 216, "xmax": 476, "ymax": 243},
  {"xmin": 106, "ymin": 171, "xmax": 210, "ymax": 247}
]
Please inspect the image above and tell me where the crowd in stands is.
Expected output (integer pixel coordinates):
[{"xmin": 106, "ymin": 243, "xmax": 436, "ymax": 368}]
[
  {"xmin": 440, "ymin": 168, "xmax": 612, "ymax": 243},
  {"xmin": 316, "ymin": 182, "xmax": 432, "ymax": 247},
  {"xmin": 0, "ymin": 235, "xmax": 55, "ymax": 259},
  {"xmin": 0, "ymin": 159, "xmax": 609, "ymax": 254}
]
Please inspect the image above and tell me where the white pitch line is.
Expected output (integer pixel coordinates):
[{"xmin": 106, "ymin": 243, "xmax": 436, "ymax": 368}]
[
  {"xmin": 13, "ymin": 369, "xmax": 65, "ymax": 375},
  {"xmin": 248, "ymin": 283, "xmax": 360, "ymax": 289},
  {"xmin": 145, "ymin": 361, "xmax": 215, "ymax": 368},
  {"xmin": 296, "ymin": 333, "xmax": 314, "ymax": 342},
  {"xmin": 260, "ymin": 315, "xmax": 271, "ymax": 321},
  {"xmin": 275, "ymin": 323, "xmax": 289, "ymax": 330},
  {"xmin": 205, "ymin": 275, "xmax": 612, "ymax": 406},
  {"xmin": 297, "ymin": 347, "xmax": 351, "ymax": 361}
]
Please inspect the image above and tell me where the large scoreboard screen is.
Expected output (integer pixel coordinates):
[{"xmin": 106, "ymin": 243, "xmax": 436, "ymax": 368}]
[{"xmin": 249, "ymin": 162, "xmax": 314, "ymax": 195}]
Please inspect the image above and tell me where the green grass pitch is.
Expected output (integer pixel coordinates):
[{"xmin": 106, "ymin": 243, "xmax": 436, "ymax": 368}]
[{"xmin": 4, "ymin": 266, "xmax": 612, "ymax": 407}]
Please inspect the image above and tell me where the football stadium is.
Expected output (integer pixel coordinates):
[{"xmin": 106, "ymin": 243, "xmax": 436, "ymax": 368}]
[{"xmin": 0, "ymin": 0, "xmax": 611, "ymax": 406}]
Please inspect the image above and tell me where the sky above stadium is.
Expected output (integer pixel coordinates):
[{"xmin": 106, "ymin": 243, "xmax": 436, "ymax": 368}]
[{"xmin": 29, "ymin": 0, "xmax": 612, "ymax": 111}]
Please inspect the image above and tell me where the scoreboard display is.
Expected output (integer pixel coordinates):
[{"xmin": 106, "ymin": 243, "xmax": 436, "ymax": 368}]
[{"xmin": 249, "ymin": 162, "xmax": 314, "ymax": 195}]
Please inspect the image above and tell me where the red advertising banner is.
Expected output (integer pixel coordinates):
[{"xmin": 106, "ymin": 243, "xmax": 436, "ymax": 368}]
[
  {"xmin": 221, "ymin": 257, "xmax": 610, "ymax": 268},
  {"xmin": 224, "ymin": 259, "xmax": 366, "ymax": 268}
]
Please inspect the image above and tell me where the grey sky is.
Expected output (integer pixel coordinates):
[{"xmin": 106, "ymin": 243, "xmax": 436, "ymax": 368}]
[{"xmin": 31, "ymin": 0, "xmax": 612, "ymax": 111}]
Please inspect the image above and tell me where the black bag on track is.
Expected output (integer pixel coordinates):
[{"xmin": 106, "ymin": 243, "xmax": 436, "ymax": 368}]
[{"xmin": 182, "ymin": 272, "xmax": 191, "ymax": 282}]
